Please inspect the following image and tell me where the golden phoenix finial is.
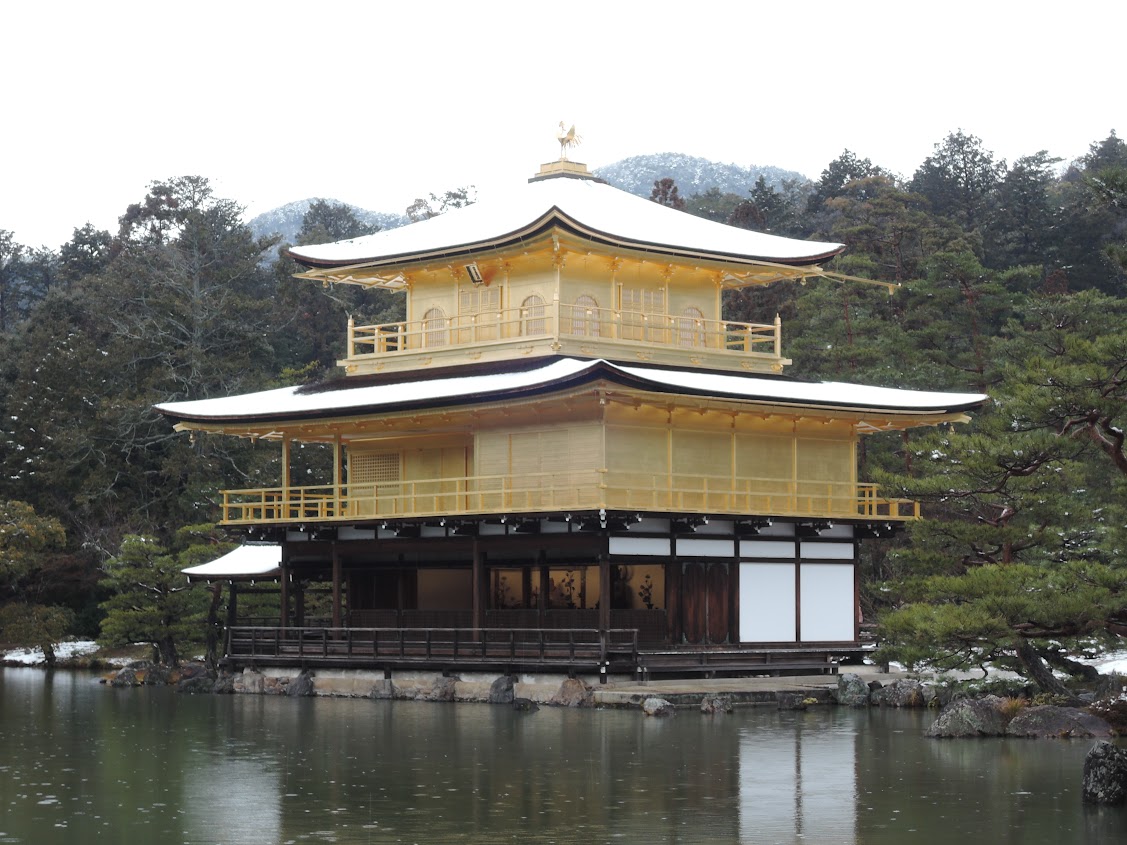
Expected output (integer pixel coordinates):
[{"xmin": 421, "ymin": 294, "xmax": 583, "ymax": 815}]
[{"xmin": 557, "ymin": 122, "xmax": 582, "ymax": 161}]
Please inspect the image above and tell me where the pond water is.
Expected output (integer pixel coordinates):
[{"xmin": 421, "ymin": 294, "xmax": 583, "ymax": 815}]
[{"xmin": 0, "ymin": 668, "xmax": 1122, "ymax": 844}]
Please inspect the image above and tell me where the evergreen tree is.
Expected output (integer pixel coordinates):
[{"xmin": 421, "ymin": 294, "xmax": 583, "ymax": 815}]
[
  {"xmin": 272, "ymin": 200, "xmax": 404, "ymax": 372},
  {"xmin": 1044, "ymin": 132, "xmax": 1127, "ymax": 293},
  {"xmin": 98, "ymin": 533, "xmax": 217, "ymax": 667},
  {"xmin": 806, "ymin": 149, "xmax": 881, "ymax": 216},
  {"xmin": 0, "ymin": 500, "xmax": 73, "ymax": 665},
  {"xmin": 0, "ymin": 230, "xmax": 21, "ymax": 334},
  {"xmin": 406, "ymin": 186, "xmax": 477, "ymax": 222},
  {"xmin": 685, "ymin": 187, "xmax": 745, "ymax": 223},
  {"xmin": 650, "ymin": 177, "xmax": 686, "ymax": 210},
  {"xmin": 910, "ymin": 130, "xmax": 1005, "ymax": 232},
  {"xmin": 298, "ymin": 199, "xmax": 379, "ymax": 244},
  {"xmin": 984, "ymin": 151, "xmax": 1062, "ymax": 270},
  {"xmin": 58, "ymin": 223, "xmax": 113, "ymax": 285},
  {"xmin": 874, "ymin": 290, "xmax": 1127, "ymax": 695},
  {"xmin": 821, "ymin": 175, "xmax": 957, "ymax": 282},
  {"xmin": 1, "ymin": 179, "xmax": 279, "ymax": 550}
]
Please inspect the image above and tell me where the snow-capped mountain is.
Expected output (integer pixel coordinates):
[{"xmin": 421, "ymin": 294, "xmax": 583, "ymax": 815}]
[{"xmin": 594, "ymin": 153, "xmax": 807, "ymax": 196}]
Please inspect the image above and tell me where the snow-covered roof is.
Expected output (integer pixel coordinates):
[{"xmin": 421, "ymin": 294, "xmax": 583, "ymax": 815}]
[
  {"xmin": 287, "ymin": 174, "xmax": 844, "ymax": 269},
  {"xmin": 182, "ymin": 544, "xmax": 282, "ymax": 580},
  {"xmin": 156, "ymin": 358, "xmax": 987, "ymax": 426}
]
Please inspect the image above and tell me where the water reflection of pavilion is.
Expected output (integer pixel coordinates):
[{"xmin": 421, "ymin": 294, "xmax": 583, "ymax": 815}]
[{"xmin": 739, "ymin": 720, "xmax": 856, "ymax": 843}]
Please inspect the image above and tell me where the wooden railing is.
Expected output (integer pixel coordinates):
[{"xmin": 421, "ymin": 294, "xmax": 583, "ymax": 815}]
[
  {"xmin": 218, "ymin": 472, "xmax": 918, "ymax": 524},
  {"xmin": 226, "ymin": 626, "xmax": 640, "ymax": 671},
  {"xmin": 219, "ymin": 470, "xmax": 605, "ymax": 523},
  {"xmin": 345, "ymin": 303, "xmax": 781, "ymax": 361}
]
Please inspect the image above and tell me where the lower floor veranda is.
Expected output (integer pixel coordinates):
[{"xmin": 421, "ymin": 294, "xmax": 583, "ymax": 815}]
[{"xmin": 217, "ymin": 514, "xmax": 883, "ymax": 680}]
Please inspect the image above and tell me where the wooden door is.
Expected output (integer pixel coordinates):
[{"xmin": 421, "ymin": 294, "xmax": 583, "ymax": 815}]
[
  {"xmin": 707, "ymin": 563, "xmax": 730, "ymax": 644},
  {"xmin": 681, "ymin": 562, "xmax": 730, "ymax": 645}
]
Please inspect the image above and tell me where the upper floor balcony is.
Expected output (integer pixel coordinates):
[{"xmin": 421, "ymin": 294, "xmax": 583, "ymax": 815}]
[
  {"xmin": 341, "ymin": 302, "xmax": 789, "ymax": 375},
  {"xmin": 216, "ymin": 470, "xmax": 919, "ymax": 527}
]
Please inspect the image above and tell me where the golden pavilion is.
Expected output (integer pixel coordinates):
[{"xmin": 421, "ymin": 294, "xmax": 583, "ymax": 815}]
[{"xmin": 159, "ymin": 152, "xmax": 985, "ymax": 680}]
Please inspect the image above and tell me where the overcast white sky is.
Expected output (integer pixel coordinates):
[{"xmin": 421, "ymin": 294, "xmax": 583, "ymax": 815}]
[{"xmin": 2, "ymin": 1, "xmax": 1123, "ymax": 249}]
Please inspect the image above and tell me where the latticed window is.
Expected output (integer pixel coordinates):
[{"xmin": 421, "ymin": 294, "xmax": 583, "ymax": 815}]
[
  {"xmin": 520, "ymin": 294, "xmax": 546, "ymax": 336},
  {"xmin": 348, "ymin": 451, "xmax": 401, "ymax": 517},
  {"xmin": 569, "ymin": 294, "xmax": 600, "ymax": 337},
  {"xmin": 422, "ymin": 307, "xmax": 448, "ymax": 347},
  {"xmin": 350, "ymin": 452, "xmax": 400, "ymax": 486},
  {"xmin": 678, "ymin": 306, "xmax": 705, "ymax": 347}
]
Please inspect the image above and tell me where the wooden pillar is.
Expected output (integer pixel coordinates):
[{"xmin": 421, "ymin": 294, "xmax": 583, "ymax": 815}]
[
  {"xmin": 521, "ymin": 566, "xmax": 533, "ymax": 610},
  {"xmin": 333, "ymin": 433, "xmax": 343, "ymax": 516},
  {"xmin": 538, "ymin": 552, "xmax": 548, "ymax": 627},
  {"xmin": 295, "ymin": 580, "xmax": 306, "ymax": 627},
  {"xmin": 331, "ymin": 543, "xmax": 342, "ymax": 629},
  {"xmin": 598, "ymin": 554, "xmax": 610, "ymax": 635},
  {"xmin": 279, "ymin": 546, "xmax": 290, "ymax": 630},
  {"xmin": 471, "ymin": 540, "xmax": 483, "ymax": 631},
  {"xmin": 281, "ymin": 435, "xmax": 291, "ymax": 504},
  {"xmin": 227, "ymin": 582, "xmax": 239, "ymax": 629},
  {"xmin": 665, "ymin": 560, "xmax": 682, "ymax": 644},
  {"xmin": 729, "ymin": 552, "xmax": 741, "ymax": 646},
  {"xmin": 794, "ymin": 539, "xmax": 802, "ymax": 643}
]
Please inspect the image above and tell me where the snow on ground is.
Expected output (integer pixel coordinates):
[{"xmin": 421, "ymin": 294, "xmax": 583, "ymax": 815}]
[
  {"xmin": 1, "ymin": 640, "xmax": 99, "ymax": 665},
  {"xmin": 1091, "ymin": 651, "xmax": 1127, "ymax": 677}
]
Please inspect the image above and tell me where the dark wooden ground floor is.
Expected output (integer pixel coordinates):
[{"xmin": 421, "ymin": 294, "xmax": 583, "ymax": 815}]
[{"xmin": 215, "ymin": 513, "xmax": 876, "ymax": 679}]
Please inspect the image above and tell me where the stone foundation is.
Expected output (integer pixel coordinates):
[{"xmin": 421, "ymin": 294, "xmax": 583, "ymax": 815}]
[{"xmin": 229, "ymin": 667, "xmax": 606, "ymax": 706}]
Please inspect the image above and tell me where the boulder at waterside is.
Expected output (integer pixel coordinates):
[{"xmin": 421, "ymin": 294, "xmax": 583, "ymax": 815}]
[
  {"xmin": 870, "ymin": 679, "xmax": 932, "ymax": 708},
  {"xmin": 212, "ymin": 671, "xmax": 236, "ymax": 694},
  {"xmin": 418, "ymin": 676, "xmax": 458, "ymax": 702},
  {"xmin": 1083, "ymin": 741, "xmax": 1127, "ymax": 805},
  {"xmin": 488, "ymin": 675, "xmax": 515, "ymax": 705},
  {"xmin": 1005, "ymin": 706, "xmax": 1115, "ymax": 738},
  {"xmin": 287, "ymin": 670, "xmax": 315, "ymax": 697},
  {"xmin": 550, "ymin": 678, "xmax": 593, "ymax": 708},
  {"xmin": 109, "ymin": 667, "xmax": 140, "ymax": 688},
  {"xmin": 643, "ymin": 697, "xmax": 675, "ymax": 717},
  {"xmin": 774, "ymin": 693, "xmax": 807, "ymax": 711},
  {"xmin": 702, "ymin": 694, "xmax": 734, "ymax": 714},
  {"xmin": 926, "ymin": 696, "xmax": 1011, "ymax": 737},
  {"xmin": 835, "ymin": 673, "xmax": 871, "ymax": 707},
  {"xmin": 176, "ymin": 675, "xmax": 216, "ymax": 694}
]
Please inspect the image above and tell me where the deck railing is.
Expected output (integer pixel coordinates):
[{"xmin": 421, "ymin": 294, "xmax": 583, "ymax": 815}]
[
  {"xmin": 218, "ymin": 471, "xmax": 919, "ymax": 524},
  {"xmin": 226, "ymin": 625, "xmax": 640, "ymax": 670},
  {"xmin": 346, "ymin": 303, "xmax": 781, "ymax": 362}
]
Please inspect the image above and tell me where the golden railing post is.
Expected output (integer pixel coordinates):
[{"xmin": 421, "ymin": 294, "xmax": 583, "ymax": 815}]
[
  {"xmin": 774, "ymin": 313, "xmax": 782, "ymax": 358},
  {"xmin": 346, "ymin": 315, "xmax": 355, "ymax": 359}
]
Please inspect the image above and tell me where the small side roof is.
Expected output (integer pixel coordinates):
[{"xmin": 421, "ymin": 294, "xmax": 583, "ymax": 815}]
[
  {"xmin": 286, "ymin": 175, "xmax": 844, "ymax": 270},
  {"xmin": 182, "ymin": 544, "xmax": 282, "ymax": 581}
]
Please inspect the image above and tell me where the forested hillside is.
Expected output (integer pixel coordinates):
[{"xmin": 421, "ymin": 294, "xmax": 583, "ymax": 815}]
[{"xmin": 1, "ymin": 131, "xmax": 1124, "ymax": 689}]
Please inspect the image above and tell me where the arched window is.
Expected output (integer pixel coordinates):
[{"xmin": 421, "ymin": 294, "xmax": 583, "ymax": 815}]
[
  {"xmin": 677, "ymin": 306, "xmax": 705, "ymax": 347},
  {"xmin": 422, "ymin": 307, "xmax": 448, "ymax": 347},
  {"xmin": 520, "ymin": 294, "xmax": 546, "ymax": 336},
  {"xmin": 570, "ymin": 294, "xmax": 600, "ymax": 337}
]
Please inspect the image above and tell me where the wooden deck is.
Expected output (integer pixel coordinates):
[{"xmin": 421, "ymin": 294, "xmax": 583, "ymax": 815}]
[
  {"xmin": 225, "ymin": 626, "xmax": 642, "ymax": 677},
  {"xmin": 223, "ymin": 625, "xmax": 853, "ymax": 682},
  {"xmin": 636, "ymin": 647, "xmax": 842, "ymax": 682}
]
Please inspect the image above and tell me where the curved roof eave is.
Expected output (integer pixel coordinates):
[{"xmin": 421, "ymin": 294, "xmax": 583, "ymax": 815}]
[
  {"xmin": 155, "ymin": 359, "xmax": 988, "ymax": 429},
  {"xmin": 287, "ymin": 207, "xmax": 844, "ymax": 271},
  {"xmin": 285, "ymin": 176, "xmax": 845, "ymax": 271}
]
